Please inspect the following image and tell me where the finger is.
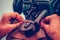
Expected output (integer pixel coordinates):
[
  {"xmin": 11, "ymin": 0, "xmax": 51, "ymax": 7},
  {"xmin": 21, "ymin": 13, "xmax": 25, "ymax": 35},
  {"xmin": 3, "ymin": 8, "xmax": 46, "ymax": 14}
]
[
  {"xmin": 40, "ymin": 14, "xmax": 58, "ymax": 31},
  {"xmin": 11, "ymin": 22, "xmax": 23, "ymax": 28},
  {"xmin": 40, "ymin": 15, "xmax": 53, "ymax": 31},
  {"xmin": 44, "ymin": 14, "xmax": 59, "ymax": 21},
  {"xmin": 40, "ymin": 20, "xmax": 49, "ymax": 31},
  {"xmin": 1, "ymin": 12, "xmax": 18, "ymax": 24},
  {"xmin": 2, "ymin": 12, "xmax": 24, "ymax": 24},
  {"xmin": 42, "ymin": 14, "xmax": 56, "ymax": 24},
  {"xmin": 10, "ymin": 12, "xmax": 24, "ymax": 22},
  {"xmin": 2, "ymin": 22, "xmax": 23, "ymax": 35},
  {"xmin": 24, "ymin": 20, "xmax": 32, "ymax": 22},
  {"xmin": 14, "ymin": 12, "xmax": 24, "ymax": 22}
]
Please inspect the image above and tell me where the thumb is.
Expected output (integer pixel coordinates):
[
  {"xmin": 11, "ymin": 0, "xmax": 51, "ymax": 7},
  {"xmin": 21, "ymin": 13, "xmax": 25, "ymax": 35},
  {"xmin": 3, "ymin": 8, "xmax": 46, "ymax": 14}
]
[
  {"xmin": 40, "ymin": 20, "xmax": 49, "ymax": 32},
  {"xmin": 8, "ymin": 22, "xmax": 22, "ymax": 32},
  {"xmin": 1, "ymin": 22, "xmax": 23, "ymax": 36},
  {"xmin": 11, "ymin": 22, "xmax": 22, "ymax": 29}
]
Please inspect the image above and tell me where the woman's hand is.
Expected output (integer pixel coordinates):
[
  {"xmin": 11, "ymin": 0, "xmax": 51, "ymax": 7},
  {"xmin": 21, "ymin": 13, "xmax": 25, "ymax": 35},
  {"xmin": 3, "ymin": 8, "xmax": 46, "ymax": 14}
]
[
  {"xmin": 0, "ymin": 12, "xmax": 24, "ymax": 39},
  {"xmin": 41, "ymin": 14, "xmax": 60, "ymax": 40}
]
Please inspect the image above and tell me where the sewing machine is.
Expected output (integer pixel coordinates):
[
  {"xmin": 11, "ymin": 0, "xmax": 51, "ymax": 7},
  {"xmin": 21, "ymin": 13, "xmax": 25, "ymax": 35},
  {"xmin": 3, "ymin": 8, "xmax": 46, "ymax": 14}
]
[{"xmin": 6, "ymin": 0, "xmax": 60, "ymax": 40}]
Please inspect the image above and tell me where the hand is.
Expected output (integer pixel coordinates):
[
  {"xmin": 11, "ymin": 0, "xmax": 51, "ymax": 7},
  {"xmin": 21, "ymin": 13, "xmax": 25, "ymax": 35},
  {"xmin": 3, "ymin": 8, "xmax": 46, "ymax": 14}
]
[
  {"xmin": 40, "ymin": 14, "xmax": 60, "ymax": 40},
  {"xmin": 0, "ymin": 12, "xmax": 24, "ymax": 39}
]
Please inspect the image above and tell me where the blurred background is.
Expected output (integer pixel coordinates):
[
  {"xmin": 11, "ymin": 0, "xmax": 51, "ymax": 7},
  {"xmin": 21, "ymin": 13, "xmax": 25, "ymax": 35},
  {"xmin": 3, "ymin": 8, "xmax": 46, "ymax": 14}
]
[{"xmin": 0, "ymin": 0, "xmax": 13, "ymax": 18}]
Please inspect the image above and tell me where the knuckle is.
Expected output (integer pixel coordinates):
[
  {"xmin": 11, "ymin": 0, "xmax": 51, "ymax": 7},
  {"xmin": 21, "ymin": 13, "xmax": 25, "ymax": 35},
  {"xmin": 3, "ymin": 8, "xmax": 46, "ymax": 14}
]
[
  {"xmin": 51, "ymin": 14, "xmax": 59, "ymax": 18},
  {"xmin": 2, "ymin": 13, "xmax": 9, "ymax": 18},
  {"xmin": 3, "ymin": 13, "xmax": 7, "ymax": 17},
  {"xmin": 53, "ymin": 14, "xmax": 58, "ymax": 17},
  {"xmin": 52, "ymin": 14, "xmax": 60, "ymax": 20}
]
